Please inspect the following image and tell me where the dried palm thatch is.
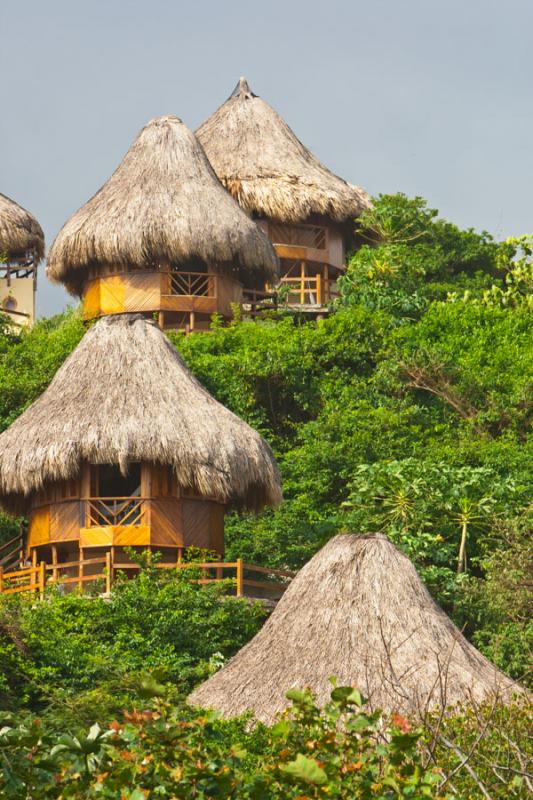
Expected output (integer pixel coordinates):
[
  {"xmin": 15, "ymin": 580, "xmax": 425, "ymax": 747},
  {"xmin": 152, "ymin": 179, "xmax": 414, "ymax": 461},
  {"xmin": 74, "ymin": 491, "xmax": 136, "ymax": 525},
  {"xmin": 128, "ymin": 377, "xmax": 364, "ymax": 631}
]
[
  {"xmin": 0, "ymin": 314, "xmax": 282, "ymax": 514},
  {"xmin": 189, "ymin": 534, "xmax": 521, "ymax": 722},
  {"xmin": 0, "ymin": 193, "xmax": 44, "ymax": 260},
  {"xmin": 47, "ymin": 115, "xmax": 278, "ymax": 295},
  {"xmin": 197, "ymin": 78, "xmax": 371, "ymax": 224}
]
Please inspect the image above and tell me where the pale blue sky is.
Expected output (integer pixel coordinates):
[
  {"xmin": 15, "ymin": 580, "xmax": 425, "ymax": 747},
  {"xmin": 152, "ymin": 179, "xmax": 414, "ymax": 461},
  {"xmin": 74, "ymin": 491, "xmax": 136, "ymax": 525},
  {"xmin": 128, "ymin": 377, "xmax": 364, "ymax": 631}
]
[{"xmin": 1, "ymin": 0, "xmax": 532, "ymax": 317}]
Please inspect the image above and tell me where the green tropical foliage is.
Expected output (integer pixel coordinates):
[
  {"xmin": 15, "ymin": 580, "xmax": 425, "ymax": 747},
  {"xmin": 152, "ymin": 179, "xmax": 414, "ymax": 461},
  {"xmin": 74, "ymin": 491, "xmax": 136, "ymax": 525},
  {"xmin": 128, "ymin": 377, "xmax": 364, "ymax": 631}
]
[
  {"xmin": 0, "ymin": 564, "xmax": 265, "ymax": 725},
  {"xmin": 0, "ymin": 685, "xmax": 448, "ymax": 799}
]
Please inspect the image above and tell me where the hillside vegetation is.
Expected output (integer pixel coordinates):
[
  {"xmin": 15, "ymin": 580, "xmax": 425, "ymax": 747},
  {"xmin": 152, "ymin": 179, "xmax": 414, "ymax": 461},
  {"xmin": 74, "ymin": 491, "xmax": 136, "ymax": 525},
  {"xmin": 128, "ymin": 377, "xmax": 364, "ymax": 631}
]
[{"xmin": 0, "ymin": 195, "xmax": 531, "ymax": 797}]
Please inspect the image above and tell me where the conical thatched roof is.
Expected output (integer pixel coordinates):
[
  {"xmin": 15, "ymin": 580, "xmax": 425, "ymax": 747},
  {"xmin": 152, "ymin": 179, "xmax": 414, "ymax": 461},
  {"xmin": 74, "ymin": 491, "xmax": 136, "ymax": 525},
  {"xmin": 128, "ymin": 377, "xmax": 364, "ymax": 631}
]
[
  {"xmin": 189, "ymin": 534, "xmax": 520, "ymax": 722},
  {"xmin": 0, "ymin": 314, "xmax": 282, "ymax": 514},
  {"xmin": 196, "ymin": 78, "xmax": 371, "ymax": 224},
  {"xmin": 0, "ymin": 193, "xmax": 44, "ymax": 260},
  {"xmin": 47, "ymin": 115, "xmax": 278, "ymax": 295}
]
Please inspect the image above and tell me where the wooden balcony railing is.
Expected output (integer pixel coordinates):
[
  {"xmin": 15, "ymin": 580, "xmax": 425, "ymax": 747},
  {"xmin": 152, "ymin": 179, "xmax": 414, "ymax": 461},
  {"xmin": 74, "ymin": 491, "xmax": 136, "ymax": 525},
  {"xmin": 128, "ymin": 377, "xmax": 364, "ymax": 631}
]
[
  {"xmin": 167, "ymin": 271, "xmax": 215, "ymax": 298},
  {"xmin": 85, "ymin": 498, "xmax": 147, "ymax": 527},
  {"xmin": 0, "ymin": 556, "xmax": 295, "ymax": 600},
  {"xmin": 279, "ymin": 274, "xmax": 337, "ymax": 307}
]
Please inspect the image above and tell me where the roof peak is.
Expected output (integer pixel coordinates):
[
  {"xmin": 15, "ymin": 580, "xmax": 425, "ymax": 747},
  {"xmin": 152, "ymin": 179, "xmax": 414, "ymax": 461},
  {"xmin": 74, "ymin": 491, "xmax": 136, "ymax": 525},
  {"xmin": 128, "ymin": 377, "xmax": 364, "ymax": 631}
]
[
  {"xmin": 145, "ymin": 114, "xmax": 183, "ymax": 126},
  {"xmin": 230, "ymin": 76, "xmax": 256, "ymax": 100}
]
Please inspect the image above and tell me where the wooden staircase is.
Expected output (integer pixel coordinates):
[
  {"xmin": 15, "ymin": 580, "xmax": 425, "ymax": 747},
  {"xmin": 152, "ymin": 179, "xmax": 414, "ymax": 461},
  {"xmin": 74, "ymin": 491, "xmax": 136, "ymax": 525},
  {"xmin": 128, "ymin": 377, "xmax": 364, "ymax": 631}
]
[{"xmin": 0, "ymin": 533, "xmax": 24, "ymax": 573}]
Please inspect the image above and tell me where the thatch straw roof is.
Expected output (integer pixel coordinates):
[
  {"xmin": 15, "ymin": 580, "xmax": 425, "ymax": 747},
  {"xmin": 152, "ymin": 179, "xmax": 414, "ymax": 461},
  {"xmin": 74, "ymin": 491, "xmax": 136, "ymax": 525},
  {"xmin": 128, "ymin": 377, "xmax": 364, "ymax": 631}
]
[
  {"xmin": 0, "ymin": 314, "xmax": 282, "ymax": 514},
  {"xmin": 0, "ymin": 193, "xmax": 44, "ymax": 261},
  {"xmin": 47, "ymin": 115, "xmax": 278, "ymax": 295},
  {"xmin": 196, "ymin": 78, "xmax": 371, "ymax": 224},
  {"xmin": 189, "ymin": 534, "xmax": 520, "ymax": 722}
]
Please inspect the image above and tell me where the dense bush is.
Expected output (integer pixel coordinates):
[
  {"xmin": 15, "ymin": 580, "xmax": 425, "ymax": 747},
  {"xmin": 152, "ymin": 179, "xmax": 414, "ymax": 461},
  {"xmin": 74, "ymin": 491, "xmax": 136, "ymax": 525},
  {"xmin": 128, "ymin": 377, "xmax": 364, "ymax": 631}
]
[
  {"xmin": 0, "ymin": 686, "xmax": 446, "ymax": 799},
  {"xmin": 1, "ymin": 684, "xmax": 530, "ymax": 798},
  {"xmin": 0, "ymin": 564, "xmax": 265, "ymax": 726}
]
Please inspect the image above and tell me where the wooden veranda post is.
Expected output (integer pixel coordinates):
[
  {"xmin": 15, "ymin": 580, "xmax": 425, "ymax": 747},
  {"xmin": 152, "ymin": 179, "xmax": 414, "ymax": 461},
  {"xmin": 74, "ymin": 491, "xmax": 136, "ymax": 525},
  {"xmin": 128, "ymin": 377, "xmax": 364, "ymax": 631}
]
[
  {"xmin": 236, "ymin": 558, "xmax": 243, "ymax": 597},
  {"xmin": 78, "ymin": 548, "xmax": 84, "ymax": 591},
  {"xmin": 316, "ymin": 273, "xmax": 322, "ymax": 306},
  {"xmin": 323, "ymin": 264, "xmax": 329, "ymax": 302},
  {"xmin": 39, "ymin": 561, "xmax": 46, "ymax": 599},
  {"xmin": 51, "ymin": 545, "xmax": 58, "ymax": 583},
  {"xmin": 105, "ymin": 550, "xmax": 112, "ymax": 594}
]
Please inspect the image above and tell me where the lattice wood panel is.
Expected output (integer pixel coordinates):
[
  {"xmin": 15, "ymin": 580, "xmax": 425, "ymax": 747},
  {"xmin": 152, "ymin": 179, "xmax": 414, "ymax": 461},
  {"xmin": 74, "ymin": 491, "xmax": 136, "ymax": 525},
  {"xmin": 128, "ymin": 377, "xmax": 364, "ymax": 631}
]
[
  {"xmin": 151, "ymin": 498, "xmax": 183, "ymax": 546},
  {"xmin": 124, "ymin": 273, "xmax": 161, "ymax": 313},
  {"xmin": 51, "ymin": 501, "xmax": 81, "ymax": 542},
  {"xmin": 28, "ymin": 506, "xmax": 50, "ymax": 548},
  {"xmin": 270, "ymin": 223, "xmax": 326, "ymax": 249},
  {"xmin": 181, "ymin": 500, "xmax": 213, "ymax": 550}
]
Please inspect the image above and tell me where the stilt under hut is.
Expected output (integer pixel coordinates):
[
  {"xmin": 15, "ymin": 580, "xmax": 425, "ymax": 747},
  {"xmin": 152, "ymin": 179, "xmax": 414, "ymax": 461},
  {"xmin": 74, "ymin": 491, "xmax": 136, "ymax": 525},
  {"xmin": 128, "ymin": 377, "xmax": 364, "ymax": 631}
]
[
  {"xmin": 0, "ymin": 116, "xmax": 282, "ymax": 589},
  {"xmin": 47, "ymin": 115, "xmax": 278, "ymax": 332},
  {"xmin": 189, "ymin": 534, "xmax": 522, "ymax": 721},
  {"xmin": 0, "ymin": 193, "xmax": 44, "ymax": 326},
  {"xmin": 197, "ymin": 78, "xmax": 371, "ymax": 314}
]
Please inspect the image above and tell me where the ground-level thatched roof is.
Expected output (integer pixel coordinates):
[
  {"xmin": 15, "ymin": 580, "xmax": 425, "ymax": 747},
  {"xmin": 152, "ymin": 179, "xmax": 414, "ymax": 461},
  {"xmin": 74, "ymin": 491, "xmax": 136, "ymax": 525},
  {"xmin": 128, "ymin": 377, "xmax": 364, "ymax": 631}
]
[
  {"xmin": 196, "ymin": 78, "xmax": 371, "ymax": 224},
  {"xmin": 47, "ymin": 115, "xmax": 278, "ymax": 295},
  {"xmin": 0, "ymin": 314, "xmax": 282, "ymax": 514},
  {"xmin": 189, "ymin": 534, "xmax": 521, "ymax": 722},
  {"xmin": 0, "ymin": 193, "xmax": 44, "ymax": 261}
]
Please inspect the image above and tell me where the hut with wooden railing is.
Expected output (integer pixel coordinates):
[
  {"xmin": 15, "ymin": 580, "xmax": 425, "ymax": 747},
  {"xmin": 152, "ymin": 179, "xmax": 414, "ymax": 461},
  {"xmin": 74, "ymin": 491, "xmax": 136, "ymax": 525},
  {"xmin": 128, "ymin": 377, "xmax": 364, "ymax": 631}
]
[
  {"xmin": 0, "ymin": 313, "xmax": 282, "ymax": 581},
  {"xmin": 0, "ymin": 193, "xmax": 44, "ymax": 326},
  {"xmin": 47, "ymin": 115, "xmax": 278, "ymax": 332},
  {"xmin": 197, "ymin": 79, "xmax": 370, "ymax": 313},
  {"xmin": 189, "ymin": 534, "xmax": 521, "ymax": 721}
]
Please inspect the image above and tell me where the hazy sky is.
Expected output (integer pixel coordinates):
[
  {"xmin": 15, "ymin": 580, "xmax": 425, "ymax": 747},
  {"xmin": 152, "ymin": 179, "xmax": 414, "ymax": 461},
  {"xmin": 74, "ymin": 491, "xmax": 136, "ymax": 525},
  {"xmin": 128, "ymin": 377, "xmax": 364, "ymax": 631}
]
[{"xmin": 2, "ymin": 0, "xmax": 532, "ymax": 317}]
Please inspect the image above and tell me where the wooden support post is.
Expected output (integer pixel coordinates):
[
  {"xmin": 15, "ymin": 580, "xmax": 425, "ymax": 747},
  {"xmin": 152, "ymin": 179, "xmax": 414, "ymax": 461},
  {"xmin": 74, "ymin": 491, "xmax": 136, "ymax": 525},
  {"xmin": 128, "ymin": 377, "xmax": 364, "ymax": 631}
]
[
  {"xmin": 158, "ymin": 311, "xmax": 165, "ymax": 330},
  {"xmin": 216, "ymin": 565, "xmax": 223, "ymax": 581},
  {"xmin": 51, "ymin": 545, "xmax": 58, "ymax": 583},
  {"xmin": 39, "ymin": 561, "xmax": 46, "ymax": 599},
  {"xmin": 236, "ymin": 558, "xmax": 243, "ymax": 597},
  {"xmin": 300, "ymin": 261, "xmax": 305, "ymax": 305},
  {"xmin": 78, "ymin": 548, "xmax": 84, "ymax": 592},
  {"xmin": 0, "ymin": 566, "xmax": 4, "ymax": 594},
  {"xmin": 32, "ymin": 548, "xmax": 37, "ymax": 569},
  {"xmin": 323, "ymin": 265, "xmax": 329, "ymax": 302},
  {"xmin": 176, "ymin": 547, "xmax": 183, "ymax": 566},
  {"xmin": 190, "ymin": 311, "xmax": 195, "ymax": 332},
  {"xmin": 105, "ymin": 550, "xmax": 112, "ymax": 594},
  {"xmin": 316, "ymin": 273, "xmax": 322, "ymax": 306}
]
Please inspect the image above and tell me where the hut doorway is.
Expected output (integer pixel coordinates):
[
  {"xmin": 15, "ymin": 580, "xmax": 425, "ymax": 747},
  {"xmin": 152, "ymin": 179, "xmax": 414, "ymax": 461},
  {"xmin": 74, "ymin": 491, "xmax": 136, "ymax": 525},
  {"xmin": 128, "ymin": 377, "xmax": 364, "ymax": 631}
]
[{"xmin": 97, "ymin": 463, "xmax": 141, "ymax": 498}]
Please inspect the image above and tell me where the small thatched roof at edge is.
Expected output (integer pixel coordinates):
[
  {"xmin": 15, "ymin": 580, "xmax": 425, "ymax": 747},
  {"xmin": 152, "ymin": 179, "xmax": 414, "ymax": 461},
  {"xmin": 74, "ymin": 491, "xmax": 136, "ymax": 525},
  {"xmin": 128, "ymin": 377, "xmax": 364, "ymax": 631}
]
[
  {"xmin": 47, "ymin": 115, "xmax": 278, "ymax": 295},
  {"xmin": 0, "ymin": 314, "xmax": 282, "ymax": 515},
  {"xmin": 189, "ymin": 534, "xmax": 522, "ymax": 722},
  {"xmin": 196, "ymin": 78, "xmax": 371, "ymax": 224},
  {"xmin": 0, "ymin": 193, "xmax": 44, "ymax": 260}
]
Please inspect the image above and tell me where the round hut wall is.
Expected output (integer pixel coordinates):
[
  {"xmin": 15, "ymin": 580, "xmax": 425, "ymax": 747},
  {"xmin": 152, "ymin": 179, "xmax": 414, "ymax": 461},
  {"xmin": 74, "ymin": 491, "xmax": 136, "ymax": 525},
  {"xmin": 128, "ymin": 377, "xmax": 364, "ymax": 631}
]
[{"xmin": 27, "ymin": 461, "xmax": 225, "ymax": 573}]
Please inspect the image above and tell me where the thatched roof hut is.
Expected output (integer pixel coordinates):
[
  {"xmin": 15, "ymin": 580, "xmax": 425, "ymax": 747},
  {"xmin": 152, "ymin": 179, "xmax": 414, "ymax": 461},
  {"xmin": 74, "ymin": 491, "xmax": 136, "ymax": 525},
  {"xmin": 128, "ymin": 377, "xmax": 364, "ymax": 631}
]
[
  {"xmin": 47, "ymin": 115, "xmax": 278, "ymax": 294},
  {"xmin": 196, "ymin": 78, "xmax": 371, "ymax": 224},
  {"xmin": 0, "ymin": 193, "xmax": 44, "ymax": 261},
  {"xmin": 189, "ymin": 534, "xmax": 520, "ymax": 722},
  {"xmin": 0, "ymin": 313, "xmax": 282, "ymax": 515}
]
